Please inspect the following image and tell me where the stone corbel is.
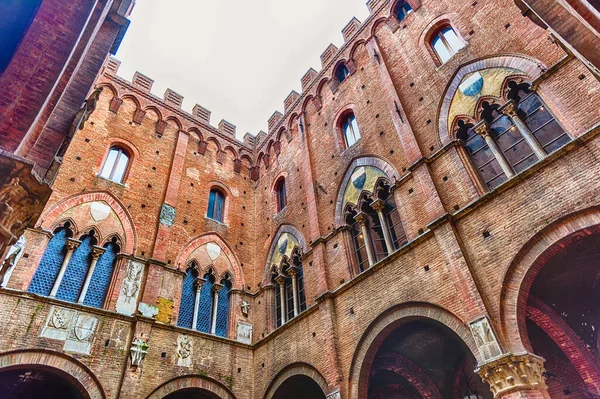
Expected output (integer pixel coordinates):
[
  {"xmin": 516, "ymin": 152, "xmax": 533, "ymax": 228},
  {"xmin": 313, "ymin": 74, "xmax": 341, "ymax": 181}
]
[{"xmin": 132, "ymin": 109, "xmax": 146, "ymax": 125}]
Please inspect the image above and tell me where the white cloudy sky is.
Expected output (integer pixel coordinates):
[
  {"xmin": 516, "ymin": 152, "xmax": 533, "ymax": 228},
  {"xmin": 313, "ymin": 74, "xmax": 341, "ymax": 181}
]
[{"xmin": 115, "ymin": 0, "xmax": 370, "ymax": 139}]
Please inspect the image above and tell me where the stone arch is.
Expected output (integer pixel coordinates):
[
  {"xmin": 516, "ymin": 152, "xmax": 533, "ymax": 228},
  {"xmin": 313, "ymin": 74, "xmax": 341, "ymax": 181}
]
[
  {"xmin": 348, "ymin": 302, "xmax": 480, "ymax": 399},
  {"xmin": 263, "ymin": 362, "xmax": 330, "ymax": 399},
  {"xmin": 188, "ymin": 127, "xmax": 204, "ymax": 142},
  {"xmin": 349, "ymin": 39, "xmax": 367, "ymax": 60},
  {"xmin": 38, "ymin": 191, "xmax": 137, "ymax": 254},
  {"xmin": 121, "ymin": 94, "xmax": 141, "ymax": 110},
  {"xmin": 263, "ymin": 224, "xmax": 308, "ymax": 284},
  {"xmin": 96, "ymin": 82, "xmax": 118, "ymax": 97},
  {"xmin": 143, "ymin": 105, "xmax": 163, "ymax": 121},
  {"xmin": 146, "ymin": 374, "xmax": 236, "ymax": 399},
  {"xmin": 334, "ymin": 156, "xmax": 400, "ymax": 226},
  {"xmin": 0, "ymin": 349, "xmax": 105, "ymax": 399},
  {"xmin": 499, "ymin": 205, "xmax": 600, "ymax": 352},
  {"xmin": 164, "ymin": 115, "xmax": 183, "ymax": 131},
  {"xmin": 437, "ymin": 54, "xmax": 546, "ymax": 145},
  {"xmin": 176, "ymin": 233, "xmax": 245, "ymax": 290}
]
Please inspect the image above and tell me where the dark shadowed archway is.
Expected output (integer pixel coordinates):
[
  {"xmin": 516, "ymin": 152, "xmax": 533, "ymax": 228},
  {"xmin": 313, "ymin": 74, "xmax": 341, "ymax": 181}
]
[
  {"xmin": 163, "ymin": 388, "xmax": 221, "ymax": 399},
  {"xmin": 0, "ymin": 367, "xmax": 86, "ymax": 399},
  {"xmin": 271, "ymin": 374, "xmax": 326, "ymax": 399}
]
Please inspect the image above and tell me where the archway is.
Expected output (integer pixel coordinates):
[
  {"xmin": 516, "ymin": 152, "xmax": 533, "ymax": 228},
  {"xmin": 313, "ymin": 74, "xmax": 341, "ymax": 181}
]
[
  {"xmin": 162, "ymin": 388, "xmax": 220, "ymax": 399},
  {"xmin": 367, "ymin": 318, "xmax": 491, "ymax": 399},
  {"xmin": 522, "ymin": 232, "xmax": 600, "ymax": 397},
  {"xmin": 271, "ymin": 375, "xmax": 326, "ymax": 399},
  {"xmin": 0, "ymin": 366, "xmax": 87, "ymax": 399}
]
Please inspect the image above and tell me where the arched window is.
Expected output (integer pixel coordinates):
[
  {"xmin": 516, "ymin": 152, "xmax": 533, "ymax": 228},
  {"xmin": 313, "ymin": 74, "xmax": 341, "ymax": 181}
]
[
  {"xmin": 55, "ymin": 231, "xmax": 97, "ymax": 303},
  {"xmin": 207, "ymin": 188, "xmax": 225, "ymax": 223},
  {"xmin": 342, "ymin": 113, "xmax": 361, "ymax": 148},
  {"xmin": 336, "ymin": 64, "xmax": 350, "ymax": 84},
  {"xmin": 516, "ymin": 92, "xmax": 569, "ymax": 154},
  {"xmin": 431, "ymin": 26, "xmax": 465, "ymax": 64},
  {"xmin": 344, "ymin": 180, "xmax": 407, "ymax": 273},
  {"xmin": 271, "ymin": 249, "xmax": 307, "ymax": 328},
  {"xmin": 177, "ymin": 263, "xmax": 198, "ymax": 330},
  {"xmin": 83, "ymin": 238, "xmax": 119, "ymax": 308},
  {"xmin": 393, "ymin": 1, "xmax": 413, "ymax": 22},
  {"xmin": 28, "ymin": 223, "xmax": 72, "ymax": 296},
  {"xmin": 100, "ymin": 146, "xmax": 130, "ymax": 183},
  {"xmin": 196, "ymin": 270, "xmax": 215, "ymax": 333},
  {"xmin": 275, "ymin": 178, "xmax": 287, "ymax": 212}
]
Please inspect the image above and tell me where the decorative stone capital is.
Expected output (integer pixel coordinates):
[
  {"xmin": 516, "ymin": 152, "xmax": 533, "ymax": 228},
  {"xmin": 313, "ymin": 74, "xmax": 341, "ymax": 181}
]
[
  {"xmin": 193, "ymin": 277, "xmax": 206, "ymax": 291},
  {"xmin": 287, "ymin": 265, "xmax": 300, "ymax": 277},
  {"xmin": 274, "ymin": 274, "xmax": 287, "ymax": 286},
  {"xmin": 502, "ymin": 101, "xmax": 519, "ymax": 118},
  {"xmin": 370, "ymin": 198, "xmax": 386, "ymax": 213},
  {"xmin": 66, "ymin": 238, "xmax": 81, "ymax": 252},
  {"xmin": 212, "ymin": 283, "xmax": 224, "ymax": 294},
  {"xmin": 91, "ymin": 246, "xmax": 106, "ymax": 260},
  {"xmin": 473, "ymin": 121, "xmax": 490, "ymax": 137},
  {"xmin": 355, "ymin": 212, "xmax": 368, "ymax": 226},
  {"xmin": 476, "ymin": 353, "xmax": 547, "ymax": 398}
]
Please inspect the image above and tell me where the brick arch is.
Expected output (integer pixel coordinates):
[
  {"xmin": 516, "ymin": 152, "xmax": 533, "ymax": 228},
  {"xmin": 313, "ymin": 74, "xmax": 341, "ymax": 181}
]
[
  {"xmin": 0, "ymin": 349, "xmax": 105, "ymax": 399},
  {"xmin": 262, "ymin": 224, "xmax": 308, "ymax": 284},
  {"xmin": 499, "ymin": 206, "xmax": 600, "ymax": 352},
  {"xmin": 263, "ymin": 362, "xmax": 330, "ymax": 399},
  {"xmin": 146, "ymin": 374, "xmax": 236, "ymax": 399},
  {"xmin": 437, "ymin": 54, "xmax": 546, "ymax": 146},
  {"xmin": 348, "ymin": 302, "xmax": 479, "ymax": 399},
  {"xmin": 176, "ymin": 233, "xmax": 245, "ymax": 290},
  {"xmin": 334, "ymin": 156, "xmax": 400, "ymax": 226},
  {"xmin": 38, "ymin": 191, "xmax": 137, "ymax": 254},
  {"xmin": 349, "ymin": 39, "xmax": 367, "ymax": 61}
]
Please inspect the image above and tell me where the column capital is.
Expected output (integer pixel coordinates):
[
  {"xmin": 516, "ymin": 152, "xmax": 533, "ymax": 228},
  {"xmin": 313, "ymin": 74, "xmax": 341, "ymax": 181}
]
[
  {"xmin": 370, "ymin": 198, "xmax": 386, "ymax": 213},
  {"xmin": 211, "ymin": 283, "xmax": 224, "ymax": 294},
  {"xmin": 66, "ymin": 238, "xmax": 81, "ymax": 251},
  {"xmin": 193, "ymin": 277, "xmax": 206, "ymax": 290},
  {"xmin": 502, "ymin": 100, "xmax": 519, "ymax": 117},
  {"xmin": 91, "ymin": 246, "xmax": 106, "ymax": 260},
  {"xmin": 476, "ymin": 353, "xmax": 547, "ymax": 398},
  {"xmin": 274, "ymin": 274, "xmax": 287, "ymax": 286},
  {"xmin": 287, "ymin": 265, "xmax": 300, "ymax": 277},
  {"xmin": 354, "ymin": 212, "xmax": 368, "ymax": 226},
  {"xmin": 473, "ymin": 121, "xmax": 490, "ymax": 137}
]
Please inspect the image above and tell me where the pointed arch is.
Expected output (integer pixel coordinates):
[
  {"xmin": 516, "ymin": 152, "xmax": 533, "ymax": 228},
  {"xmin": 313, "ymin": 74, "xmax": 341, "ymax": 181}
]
[
  {"xmin": 334, "ymin": 156, "xmax": 400, "ymax": 226},
  {"xmin": 38, "ymin": 191, "xmax": 137, "ymax": 254},
  {"xmin": 437, "ymin": 54, "xmax": 547, "ymax": 145},
  {"xmin": 176, "ymin": 233, "xmax": 245, "ymax": 290},
  {"xmin": 263, "ymin": 224, "xmax": 308, "ymax": 283}
]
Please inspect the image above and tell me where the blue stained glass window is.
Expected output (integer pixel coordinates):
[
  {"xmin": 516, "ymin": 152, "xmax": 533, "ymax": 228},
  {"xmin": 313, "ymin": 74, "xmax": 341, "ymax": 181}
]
[
  {"xmin": 196, "ymin": 276, "xmax": 214, "ymax": 333},
  {"xmin": 215, "ymin": 281, "xmax": 230, "ymax": 337},
  {"xmin": 177, "ymin": 267, "xmax": 197, "ymax": 329},
  {"xmin": 28, "ymin": 228, "xmax": 69, "ymax": 296},
  {"xmin": 83, "ymin": 243, "xmax": 118, "ymax": 308},
  {"xmin": 56, "ymin": 236, "xmax": 94, "ymax": 303}
]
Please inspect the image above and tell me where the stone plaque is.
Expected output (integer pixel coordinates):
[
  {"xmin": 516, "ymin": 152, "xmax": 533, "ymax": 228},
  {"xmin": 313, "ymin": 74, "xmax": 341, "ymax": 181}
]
[
  {"xmin": 236, "ymin": 321, "xmax": 253, "ymax": 345},
  {"xmin": 41, "ymin": 306, "xmax": 76, "ymax": 341},
  {"xmin": 177, "ymin": 334, "xmax": 193, "ymax": 368},
  {"xmin": 116, "ymin": 259, "xmax": 144, "ymax": 315},
  {"xmin": 159, "ymin": 203, "xmax": 176, "ymax": 226},
  {"xmin": 470, "ymin": 316, "xmax": 502, "ymax": 361}
]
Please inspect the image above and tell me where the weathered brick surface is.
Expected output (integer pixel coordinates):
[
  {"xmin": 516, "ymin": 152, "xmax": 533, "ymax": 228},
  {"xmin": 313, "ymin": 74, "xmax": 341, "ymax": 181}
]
[{"xmin": 1, "ymin": 0, "xmax": 600, "ymax": 398}]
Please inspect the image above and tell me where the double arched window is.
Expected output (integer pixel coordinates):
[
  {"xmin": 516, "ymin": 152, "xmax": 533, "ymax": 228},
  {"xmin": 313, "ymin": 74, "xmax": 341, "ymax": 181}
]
[
  {"xmin": 271, "ymin": 248, "xmax": 307, "ymax": 328},
  {"xmin": 341, "ymin": 112, "xmax": 361, "ymax": 148},
  {"xmin": 431, "ymin": 25, "xmax": 465, "ymax": 64},
  {"xmin": 275, "ymin": 177, "xmax": 287, "ymax": 212},
  {"xmin": 207, "ymin": 188, "xmax": 225, "ymax": 223},
  {"xmin": 345, "ymin": 180, "xmax": 407, "ymax": 273},
  {"xmin": 458, "ymin": 82, "xmax": 569, "ymax": 190},
  {"xmin": 393, "ymin": 1, "xmax": 413, "ymax": 22},
  {"xmin": 100, "ymin": 146, "xmax": 130, "ymax": 184},
  {"xmin": 177, "ymin": 263, "xmax": 231, "ymax": 337},
  {"xmin": 28, "ymin": 222, "xmax": 120, "ymax": 309}
]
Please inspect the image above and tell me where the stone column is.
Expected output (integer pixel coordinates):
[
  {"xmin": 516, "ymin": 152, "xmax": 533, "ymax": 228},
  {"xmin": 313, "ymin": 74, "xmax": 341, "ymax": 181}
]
[
  {"xmin": 371, "ymin": 199, "xmax": 394, "ymax": 254},
  {"xmin": 275, "ymin": 275, "xmax": 287, "ymax": 325},
  {"xmin": 288, "ymin": 266, "xmax": 300, "ymax": 317},
  {"xmin": 210, "ymin": 283, "xmax": 223, "ymax": 334},
  {"xmin": 77, "ymin": 246, "xmax": 106, "ymax": 303},
  {"xmin": 475, "ymin": 123, "xmax": 515, "ymax": 179},
  {"xmin": 503, "ymin": 101, "xmax": 546, "ymax": 160},
  {"xmin": 355, "ymin": 212, "xmax": 375, "ymax": 267},
  {"xmin": 49, "ymin": 239, "xmax": 80, "ymax": 297},
  {"xmin": 476, "ymin": 353, "xmax": 549, "ymax": 398},
  {"xmin": 191, "ymin": 277, "xmax": 205, "ymax": 331}
]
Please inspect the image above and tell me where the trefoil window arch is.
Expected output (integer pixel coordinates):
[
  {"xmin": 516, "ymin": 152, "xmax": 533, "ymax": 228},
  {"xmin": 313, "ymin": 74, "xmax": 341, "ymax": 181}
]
[{"xmin": 100, "ymin": 146, "xmax": 130, "ymax": 184}]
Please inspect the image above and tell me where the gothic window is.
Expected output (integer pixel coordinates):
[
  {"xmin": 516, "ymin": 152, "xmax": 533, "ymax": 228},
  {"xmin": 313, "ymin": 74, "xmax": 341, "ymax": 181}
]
[
  {"xmin": 28, "ymin": 223, "xmax": 72, "ymax": 296},
  {"xmin": 342, "ymin": 113, "xmax": 361, "ymax": 148},
  {"xmin": 207, "ymin": 188, "xmax": 225, "ymax": 222},
  {"xmin": 336, "ymin": 64, "xmax": 350, "ymax": 84},
  {"xmin": 489, "ymin": 112, "xmax": 537, "ymax": 174},
  {"xmin": 100, "ymin": 146, "xmax": 130, "ymax": 184},
  {"xmin": 344, "ymin": 179, "xmax": 407, "ymax": 273},
  {"xmin": 82, "ymin": 238, "xmax": 119, "ymax": 308},
  {"xmin": 215, "ymin": 274, "xmax": 232, "ymax": 338},
  {"xmin": 196, "ymin": 270, "xmax": 215, "ymax": 333},
  {"xmin": 275, "ymin": 177, "xmax": 287, "ymax": 212},
  {"xmin": 431, "ymin": 26, "xmax": 465, "ymax": 64},
  {"xmin": 271, "ymin": 248, "xmax": 307, "ymax": 328},
  {"xmin": 28, "ymin": 222, "xmax": 120, "ymax": 309},
  {"xmin": 393, "ymin": 1, "xmax": 413, "ymax": 22},
  {"xmin": 177, "ymin": 263, "xmax": 198, "ymax": 330}
]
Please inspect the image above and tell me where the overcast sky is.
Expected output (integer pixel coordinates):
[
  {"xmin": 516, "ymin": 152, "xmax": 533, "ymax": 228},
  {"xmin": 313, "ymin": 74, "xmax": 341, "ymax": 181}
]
[{"xmin": 115, "ymin": 0, "xmax": 370, "ymax": 139}]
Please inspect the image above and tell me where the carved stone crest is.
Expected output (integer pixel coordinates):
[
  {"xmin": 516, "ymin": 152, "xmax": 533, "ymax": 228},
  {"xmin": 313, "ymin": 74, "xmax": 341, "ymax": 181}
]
[
  {"xmin": 177, "ymin": 334, "xmax": 193, "ymax": 367},
  {"xmin": 159, "ymin": 203, "xmax": 176, "ymax": 226},
  {"xmin": 236, "ymin": 321, "xmax": 252, "ymax": 345},
  {"xmin": 50, "ymin": 308, "xmax": 70, "ymax": 330},
  {"xmin": 469, "ymin": 316, "xmax": 502, "ymax": 360},
  {"xmin": 116, "ymin": 259, "xmax": 144, "ymax": 315},
  {"xmin": 64, "ymin": 314, "xmax": 98, "ymax": 354},
  {"xmin": 130, "ymin": 338, "xmax": 148, "ymax": 367}
]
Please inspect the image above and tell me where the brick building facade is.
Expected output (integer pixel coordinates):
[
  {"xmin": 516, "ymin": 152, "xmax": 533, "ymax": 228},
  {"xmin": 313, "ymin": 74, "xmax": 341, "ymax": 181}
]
[{"xmin": 1, "ymin": 0, "xmax": 599, "ymax": 398}]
